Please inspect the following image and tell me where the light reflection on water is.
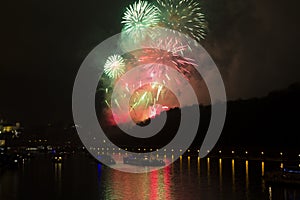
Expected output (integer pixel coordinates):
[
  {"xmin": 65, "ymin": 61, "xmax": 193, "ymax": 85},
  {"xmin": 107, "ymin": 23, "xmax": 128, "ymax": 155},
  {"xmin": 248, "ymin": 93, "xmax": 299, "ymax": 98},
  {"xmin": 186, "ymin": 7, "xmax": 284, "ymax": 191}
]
[{"xmin": 0, "ymin": 154, "xmax": 299, "ymax": 200}]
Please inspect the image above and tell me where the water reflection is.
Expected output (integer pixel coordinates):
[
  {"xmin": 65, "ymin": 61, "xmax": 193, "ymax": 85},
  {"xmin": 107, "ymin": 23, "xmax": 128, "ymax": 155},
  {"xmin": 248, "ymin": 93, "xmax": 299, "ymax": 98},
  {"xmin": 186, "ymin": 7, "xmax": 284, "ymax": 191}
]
[
  {"xmin": 219, "ymin": 158, "xmax": 222, "ymax": 191},
  {"xmin": 1, "ymin": 155, "xmax": 300, "ymax": 200},
  {"xmin": 207, "ymin": 157, "xmax": 211, "ymax": 185},
  {"xmin": 54, "ymin": 163, "xmax": 62, "ymax": 198},
  {"xmin": 232, "ymin": 159, "xmax": 235, "ymax": 192},
  {"xmin": 187, "ymin": 156, "xmax": 191, "ymax": 175},
  {"xmin": 269, "ymin": 186, "xmax": 272, "ymax": 200},
  {"xmin": 197, "ymin": 157, "xmax": 200, "ymax": 177},
  {"xmin": 246, "ymin": 160, "xmax": 249, "ymax": 190},
  {"xmin": 262, "ymin": 161, "xmax": 266, "ymax": 192}
]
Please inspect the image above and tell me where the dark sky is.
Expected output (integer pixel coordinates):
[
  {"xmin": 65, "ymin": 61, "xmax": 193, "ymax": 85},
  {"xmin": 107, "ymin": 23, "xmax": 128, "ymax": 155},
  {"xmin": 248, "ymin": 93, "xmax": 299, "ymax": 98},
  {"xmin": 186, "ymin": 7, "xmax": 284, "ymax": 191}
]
[{"xmin": 0, "ymin": 0, "xmax": 299, "ymax": 126}]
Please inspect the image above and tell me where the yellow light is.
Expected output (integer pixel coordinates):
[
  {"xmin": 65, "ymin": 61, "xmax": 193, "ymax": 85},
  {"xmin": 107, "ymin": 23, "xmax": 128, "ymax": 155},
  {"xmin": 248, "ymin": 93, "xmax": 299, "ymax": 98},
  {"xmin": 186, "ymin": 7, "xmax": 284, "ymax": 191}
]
[
  {"xmin": 280, "ymin": 163, "xmax": 284, "ymax": 169},
  {"xmin": 219, "ymin": 150, "xmax": 222, "ymax": 154},
  {"xmin": 207, "ymin": 150, "xmax": 210, "ymax": 153},
  {"xmin": 261, "ymin": 152, "xmax": 264, "ymax": 155},
  {"xmin": 245, "ymin": 151, "xmax": 248, "ymax": 154},
  {"xmin": 171, "ymin": 149, "xmax": 174, "ymax": 152},
  {"xmin": 188, "ymin": 149, "xmax": 190, "ymax": 152},
  {"xmin": 164, "ymin": 149, "xmax": 166, "ymax": 151},
  {"xmin": 179, "ymin": 149, "xmax": 182, "ymax": 152},
  {"xmin": 232, "ymin": 151, "xmax": 235, "ymax": 154},
  {"xmin": 280, "ymin": 152, "xmax": 283, "ymax": 156}
]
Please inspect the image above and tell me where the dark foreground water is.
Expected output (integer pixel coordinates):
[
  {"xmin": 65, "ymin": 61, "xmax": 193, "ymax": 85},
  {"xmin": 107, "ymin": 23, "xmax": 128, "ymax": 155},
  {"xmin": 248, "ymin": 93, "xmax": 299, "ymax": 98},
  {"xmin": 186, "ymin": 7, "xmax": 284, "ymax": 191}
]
[{"xmin": 0, "ymin": 153, "xmax": 299, "ymax": 200}]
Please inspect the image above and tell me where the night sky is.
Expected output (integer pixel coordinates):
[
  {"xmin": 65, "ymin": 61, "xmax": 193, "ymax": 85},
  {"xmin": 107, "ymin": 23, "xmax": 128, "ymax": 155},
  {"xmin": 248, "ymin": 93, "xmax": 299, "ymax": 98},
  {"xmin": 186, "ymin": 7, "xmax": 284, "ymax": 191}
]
[{"xmin": 1, "ymin": 0, "xmax": 299, "ymax": 126}]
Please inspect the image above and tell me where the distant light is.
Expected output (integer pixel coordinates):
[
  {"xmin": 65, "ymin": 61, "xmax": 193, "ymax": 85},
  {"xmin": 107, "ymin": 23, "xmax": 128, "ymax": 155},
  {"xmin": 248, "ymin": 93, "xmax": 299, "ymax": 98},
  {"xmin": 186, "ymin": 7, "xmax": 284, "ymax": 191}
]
[
  {"xmin": 150, "ymin": 149, "xmax": 152, "ymax": 151},
  {"xmin": 138, "ymin": 148, "xmax": 140, "ymax": 151},
  {"xmin": 164, "ymin": 149, "xmax": 166, "ymax": 151},
  {"xmin": 207, "ymin": 150, "xmax": 210, "ymax": 153},
  {"xmin": 180, "ymin": 149, "xmax": 182, "ymax": 152},
  {"xmin": 261, "ymin": 152, "xmax": 264, "ymax": 155},
  {"xmin": 245, "ymin": 151, "xmax": 248, "ymax": 154},
  {"xmin": 232, "ymin": 151, "xmax": 235, "ymax": 154},
  {"xmin": 280, "ymin": 152, "xmax": 283, "ymax": 156},
  {"xmin": 298, "ymin": 154, "xmax": 300, "ymax": 157},
  {"xmin": 197, "ymin": 150, "xmax": 200, "ymax": 153},
  {"xmin": 219, "ymin": 150, "xmax": 222, "ymax": 154},
  {"xmin": 188, "ymin": 149, "xmax": 190, "ymax": 152},
  {"xmin": 144, "ymin": 148, "xmax": 146, "ymax": 151},
  {"xmin": 171, "ymin": 149, "xmax": 174, "ymax": 152}
]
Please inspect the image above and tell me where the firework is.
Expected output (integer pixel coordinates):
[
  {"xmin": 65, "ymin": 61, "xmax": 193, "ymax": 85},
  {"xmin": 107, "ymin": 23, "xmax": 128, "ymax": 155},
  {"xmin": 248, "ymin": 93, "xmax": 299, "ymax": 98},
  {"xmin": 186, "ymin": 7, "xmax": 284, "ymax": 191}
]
[
  {"xmin": 104, "ymin": 54, "xmax": 126, "ymax": 79},
  {"xmin": 121, "ymin": 0, "xmax": 160, "ymax": 42},
  {"xmin": 156, "ymin": 0, "xmax": 207, "ymax": 42},
  {"xmin": 138, "ymin": 36, "xmax": 197, "ymax": 80}
]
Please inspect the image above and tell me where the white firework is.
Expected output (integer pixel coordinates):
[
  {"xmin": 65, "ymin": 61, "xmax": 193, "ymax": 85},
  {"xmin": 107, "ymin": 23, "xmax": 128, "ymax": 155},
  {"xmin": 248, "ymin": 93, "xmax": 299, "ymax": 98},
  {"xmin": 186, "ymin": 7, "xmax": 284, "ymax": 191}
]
[
  {"xmin": 104, "ymin": 55, "xmax": 126, "ymax": 79},
  {"xmin": 121, "ymin": 0, "xmax": 161, "ymax": 42}
]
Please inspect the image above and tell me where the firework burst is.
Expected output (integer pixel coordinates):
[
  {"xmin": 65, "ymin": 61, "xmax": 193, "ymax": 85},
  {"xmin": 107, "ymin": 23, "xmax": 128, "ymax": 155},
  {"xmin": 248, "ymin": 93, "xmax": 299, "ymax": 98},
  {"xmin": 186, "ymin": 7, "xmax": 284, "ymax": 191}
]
[
  {"xmin": 138, "ymin": 37, "xmax": 197, "ymax": 80},
  {"xmin": 104, "ymin": 55, "xmax": 126, "ymax": 79},
  {"xmin": 156, "ymin": 0, "xmax": 207, "ymax": 42},
  {"xmin": 121, "ymin": 0, "xmax": 160, "ymax": 42}
]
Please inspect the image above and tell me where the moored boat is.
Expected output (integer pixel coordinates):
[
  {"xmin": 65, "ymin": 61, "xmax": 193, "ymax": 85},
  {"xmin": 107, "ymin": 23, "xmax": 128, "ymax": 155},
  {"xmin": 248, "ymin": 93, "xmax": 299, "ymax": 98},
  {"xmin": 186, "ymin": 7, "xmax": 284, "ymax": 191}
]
[
  {"xmin": 123, "ymin": 155, "xmax": 165, "ymax": 166},
  {"xmin": 264, "ymin": 165, "xmax": 300, "ymax": 185}
]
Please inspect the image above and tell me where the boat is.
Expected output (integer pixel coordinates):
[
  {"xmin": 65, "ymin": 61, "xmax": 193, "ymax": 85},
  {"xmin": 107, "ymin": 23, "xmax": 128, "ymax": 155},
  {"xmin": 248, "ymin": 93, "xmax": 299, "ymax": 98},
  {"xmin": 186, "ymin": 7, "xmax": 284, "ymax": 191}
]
[
  {"xmin": 96, "ymin": 155, "xmax": 116, "ymax": 165},
  {"xmin": 264, "ymin": 165, "xmax": 300, "ymax": 185},
  {"xmin": 123, "ymin": 155, "xmax": 165, "ymax": 166}
]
